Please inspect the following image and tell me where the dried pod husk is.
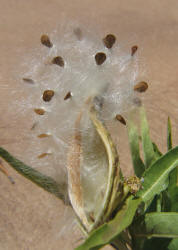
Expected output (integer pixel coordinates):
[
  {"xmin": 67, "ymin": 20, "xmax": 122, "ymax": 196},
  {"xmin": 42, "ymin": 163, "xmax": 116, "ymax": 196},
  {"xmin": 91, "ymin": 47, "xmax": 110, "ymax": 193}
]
[
  {"xmin": 134, "ymin": 81, "xmax": 148, "ymax": 93},
  {"xmin": 103, "ymin": 34, "xmax": 116, "ymax": 49},
  {"xmin": 41, "ymin": 34, "xmax": 53, "ymax": 48},
  {"xmin": 52, "ymin": 56, "xmax": 64, "ymax": 67},
  {"xmin": 67, "ymin": 104, "xmax": 122, "ymax": 232},
  {"xmin": 95, "ymin": 52, "xmax": 106, "ymax": 65},
  {"xmin": 42, "ymin": 90, "xmax": 54, "ymax": 102}
]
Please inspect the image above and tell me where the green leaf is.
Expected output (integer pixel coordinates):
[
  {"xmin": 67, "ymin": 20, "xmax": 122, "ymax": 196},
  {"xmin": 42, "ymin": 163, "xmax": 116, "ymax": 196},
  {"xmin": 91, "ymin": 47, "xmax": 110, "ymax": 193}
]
[
  {"xmin": 137, "ymin": 146, "xmax": 178, "ymax": 204},
  {"xmin": 167, "ymin": 117, "xmax": 172, "ymax": 151},
  {"xmin": 0, "ymin": 147, "xmax": 69, "ymax": 204},
  {"xmin": 128, "ymin": 121, "xmax": 145, "ymax": 177},
  {"xmin": 140, "ymin": 108, "xmax": 157, "ymax": 168},
  {"xmin": 152, "ymin": 142, "xmax": 162, "ymax": 158},
  {"xmin": 168, "ymin": 238, "xmax": 178, "ymax": 250},
  {"xmin": 167, "ymin": 118, "xmax": 178, "ymax": 211},
  {"xmin": 75, "ymin": 196, "xmax": 141, "ymax": 250},
  {"xmin": 133, "ymin": 212, "xmax": 178, "ymax": 238}
]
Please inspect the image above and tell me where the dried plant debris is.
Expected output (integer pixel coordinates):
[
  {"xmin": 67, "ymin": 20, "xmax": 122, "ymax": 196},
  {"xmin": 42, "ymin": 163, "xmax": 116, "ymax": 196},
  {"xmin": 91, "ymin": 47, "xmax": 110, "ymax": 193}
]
[
  {"xmin": 73, "ymin": 27, "xmax": 83, "ymax": 40},
  {"xmin": 124, "ymin": 176, "xmax": 142, "ymax": 194},
  {"xmin": 41, "ymin": 34, "xmax": 53, "ymax": 48},
  {"xmin": 103, "ymin": 34, "xmax": 116, "ymax": 49},
  {"xmin": 34, "ymin": 108, "xmax": 45, "ymax": 115},
  {"xmin": 23, "ymin": 78, "xmax": 34, "ymax": 84},
  {"xmin": 131, "ymin": 45, "xmax": 138, "ymax": 56},
  {"xmin": 95, "ymin": 52, "xmax": 107, "ymax": 65},
  {"xmin": 115, "ymin": 114, "xmax": 126, "ymax": 125},
  {"xmin": 52, "ymin": 56, "xmax": 65, "ymax": 67},
  {"xmin": 64, "ymin": 91, "xmax": 72, "ymax": 100},
  {"xmin": 42, "ymin": 90, "xmax": 54, "ymax": 102},
  {"xmin": 134, "ymin": 81, "xmax": 148, "ymax": 93}
]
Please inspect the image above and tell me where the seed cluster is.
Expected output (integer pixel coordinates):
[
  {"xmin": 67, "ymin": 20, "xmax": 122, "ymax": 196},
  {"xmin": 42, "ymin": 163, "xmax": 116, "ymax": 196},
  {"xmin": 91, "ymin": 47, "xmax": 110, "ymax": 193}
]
[{"xmin": 23, "ymin": 27, "xmax": 148, "ymax": 159}]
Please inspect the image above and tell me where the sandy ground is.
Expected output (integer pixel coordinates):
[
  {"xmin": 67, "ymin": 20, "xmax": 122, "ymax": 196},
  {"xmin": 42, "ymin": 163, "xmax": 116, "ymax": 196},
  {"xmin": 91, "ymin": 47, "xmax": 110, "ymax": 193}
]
[{"xmin": 0, "ymin": 0, "xmax": 178, "ymax": 249}]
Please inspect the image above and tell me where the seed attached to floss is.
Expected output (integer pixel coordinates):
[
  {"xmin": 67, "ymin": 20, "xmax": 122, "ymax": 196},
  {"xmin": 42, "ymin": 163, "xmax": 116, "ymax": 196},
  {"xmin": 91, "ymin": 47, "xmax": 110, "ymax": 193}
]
[
  {"xmin": 41, "ymin": 34, "xmax": 53, "ymax": 48},
  {"xmin": 34, "ymin": 108, "xmax": 45, "ymax": 115},
  {"xmin": 73, "ymin": 27, "xmax": 83, "ymax": 41},
  {"xmin": 23, "ymin": 78, "xmax": 34, "ymax": 84},
  {"xmin": 38, "ymin": 153, "xmax": 52, "ymax": 159},
  {"xmin": 103, "ymin": 34, "xmax": 116, "ymax": 49},
  {"xmin": 38, "ymin": 133, "xmax": 50, "ymax": 138},
  {"xmin": 131, "ymin": 45, "xmax": 138, "ymax": 56},
  {"xmin": 52, "ymin": 56, "xmax": 64, "ymax": 67},
  {"xmin": 115, "ymin": 114, "xmax": 126, "ymax": 125},
  {"xmin": 134, "ymin": 81, "xmax": 148, "ymax": 93},
  {"xmin": 64, "ymin": 91, "xmax": 72, "ymax": 100},
  {"xmin": 43, "ymin": 90, "xmax": 54, "ymax": 102},
  {"xmin": 95, "ymin": 52, "xmax": 107, "ymax": 65}
]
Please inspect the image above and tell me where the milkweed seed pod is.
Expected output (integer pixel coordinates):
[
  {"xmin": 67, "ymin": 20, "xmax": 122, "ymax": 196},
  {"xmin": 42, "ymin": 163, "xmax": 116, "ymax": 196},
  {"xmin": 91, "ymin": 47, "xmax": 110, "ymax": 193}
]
[{"xmin": 11, "ymin": 22, "xmax": 147, "ymax": 234}]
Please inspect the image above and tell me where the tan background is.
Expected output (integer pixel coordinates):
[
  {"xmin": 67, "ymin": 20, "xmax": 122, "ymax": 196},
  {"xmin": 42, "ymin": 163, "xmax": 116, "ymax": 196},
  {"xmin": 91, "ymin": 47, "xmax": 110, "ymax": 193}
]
[{"xmin": 1, "ymin": 0, "xmax": 178, "ymax": 249}]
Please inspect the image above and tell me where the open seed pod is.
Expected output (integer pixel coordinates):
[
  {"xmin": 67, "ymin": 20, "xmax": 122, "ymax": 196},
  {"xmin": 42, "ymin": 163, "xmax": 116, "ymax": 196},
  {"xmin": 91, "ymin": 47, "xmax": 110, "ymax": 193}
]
[{"xmin": 67, "ymin": 100, "xmax": 124, "ymax": 232}]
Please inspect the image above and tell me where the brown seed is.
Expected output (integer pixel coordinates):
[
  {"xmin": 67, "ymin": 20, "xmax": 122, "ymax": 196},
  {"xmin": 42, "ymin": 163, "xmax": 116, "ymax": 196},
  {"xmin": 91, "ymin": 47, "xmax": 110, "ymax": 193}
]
[
  {"xmin": 43, "ymin": 90, "xmax": 54, "ymax": 102},
  {"xmin": 103, "ymin": 34, "xmax": 116, "ymax": 49},
  {"xmin": 41, "ymin": 34, "xmax": 53, "ymax": 48},
  {"xmin": 38, "ymin": 153, "xmax": 51, "ymax": 159},
  {"xmin": 38, "ymin": 133, "xmax": 50, "ymax": 138},
  {"xmin": 23, "ymin": 78, "xmax": 34, "ymax": 84},
  {"xmin": 95, "ymin": 52, "xmax": 106, "ymax": 65},
  {"xmin": 134, "ymin": 81, "xmax": 148, "ymax": 93},
  {"xmin": 34, "ymin": 108, "xmax": 45, "ymax": 115},
  {"xmin": 131, "ymin": 45, "xmax": 138, "ymax": 56},
  {"xmin": 73, "ymin": 27, "xmax": 83, "ymax": 40},
  {"xmin": 52, "ymin": 56, "xmax": 64, "ymax": 67},
  {"xmin": 64, "ymin": 91, "xmax": 72, "ymax": 100},
  {"xmin": 115, "ymin": 114, "xmax": 126, "ymax": 125}
]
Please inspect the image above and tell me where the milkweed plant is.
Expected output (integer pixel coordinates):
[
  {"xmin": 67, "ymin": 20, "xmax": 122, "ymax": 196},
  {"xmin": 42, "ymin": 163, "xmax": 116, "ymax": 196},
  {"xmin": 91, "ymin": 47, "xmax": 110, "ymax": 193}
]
[{"xmin": 0, "ymin": 23, "xmax": 178, "ymax": 250}]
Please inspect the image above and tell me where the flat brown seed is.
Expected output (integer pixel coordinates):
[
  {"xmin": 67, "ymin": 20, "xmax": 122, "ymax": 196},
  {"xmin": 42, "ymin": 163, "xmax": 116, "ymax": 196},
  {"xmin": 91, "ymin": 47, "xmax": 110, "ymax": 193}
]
[
  {"xmin": 38, "ymin": 133, "xmax": 50, "ymax": 138},
  {"xmin": 134, "ymin": 81, "xmax": 148, "ymax": 93},
  {"xmin": 115, "ymin": 114, "xmax": 126, "ymax": 125},
  {"xmin": 34, "ymin": 108, "xmax": 45, "ymax": 115},
  {"xmin": 64, "ymin": 91, "xmax": 72, "ymax": 100},
  {"xmin": 43, "ymin": 90, "xmax": 54, "ymax": 102},
  {"xmin": 103, "ymin": 34, "xmax": 116, "ymax": 49},
  {"xmin": 95, "ymin": 52, "xmax": 106, "ymax": 65},
  {"xmin": 38, "ymin": 153, "xmax": 51, "ymax": 159},
  {"xmin": 131, "ymin": 45, "xmax": 138, "ymax": 56},
  {"xmin": 52, "ymin": 56, "xmax": 64, "ymax": 67},
  {"xmin": 41, "ymin": 34, "xmax": 53, "ymax": 48},
  {"xmin": 23, "ymin": 78, "xmax": 34, "ymax": 84}
]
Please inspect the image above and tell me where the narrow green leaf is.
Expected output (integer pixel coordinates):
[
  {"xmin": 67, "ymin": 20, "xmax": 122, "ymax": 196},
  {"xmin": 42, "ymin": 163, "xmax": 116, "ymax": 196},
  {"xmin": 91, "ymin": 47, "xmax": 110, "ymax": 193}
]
[
  {"xmin": 140, "ymin": 108, "xmax": 157, "ymax": 168},
  {"xmin": 152, "ymin": 142, "xmax": 162, "ymax": 158},
  {"xmin": 133, "ymin": 212, "xmax": 178, "ymax": 238},
  {"xmin": 0, "ymin": 147, "xmax": 69, "ymax": 204},
  {"xmin": 167, "ymin": 118, "xmax": 178, "ymax": 211},
  {"xmin": 137, "ymin": 146, "xmax": 178, "ymax": 204},
  {"xmin": 76, "ymin": 196, "xmax": 141, "ymax": 250},
  {"xmin": 167, "ymin": 117, "xmax": 172, "ymax": 151},
  {"xmin": 128, "ymin": 121, "xmax": 145, "ymax": 177}
]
